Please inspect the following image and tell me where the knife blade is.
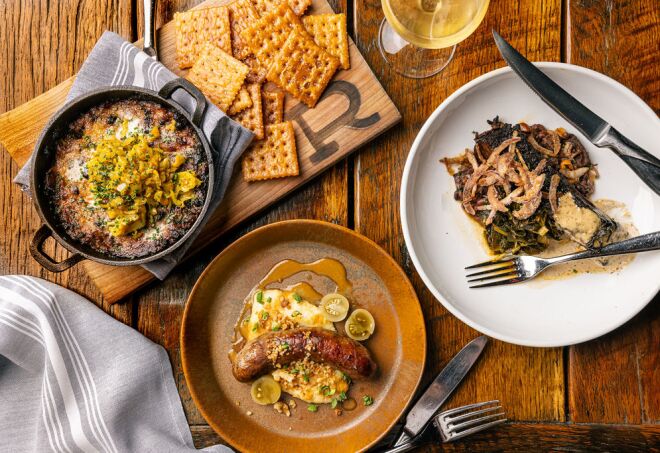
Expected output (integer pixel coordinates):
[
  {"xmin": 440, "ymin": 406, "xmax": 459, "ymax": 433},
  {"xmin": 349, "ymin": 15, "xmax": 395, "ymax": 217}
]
[
  {"xmin": 392, "ymin": 335, "xmax": 488, "ymax": 447},
  {"xmin": 492, "ymin": 30, "xmax": 660, "ymax": 196}
]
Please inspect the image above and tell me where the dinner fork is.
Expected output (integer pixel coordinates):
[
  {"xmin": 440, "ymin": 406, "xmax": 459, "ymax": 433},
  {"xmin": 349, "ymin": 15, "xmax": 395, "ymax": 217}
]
[
  {"xmin": 466, "ymin": 231, "xmax": 660, "ymax": 288},
  {"xmin": 382, "ymin": 401, "xmax": 506, "ymax": 452}
]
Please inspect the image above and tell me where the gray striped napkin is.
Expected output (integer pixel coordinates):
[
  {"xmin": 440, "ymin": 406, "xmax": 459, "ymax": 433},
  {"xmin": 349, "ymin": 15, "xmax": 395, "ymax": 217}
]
[
  {"xmin": 14, "ymin": 31, "xmax": 254, "ymax": 280},
  {"xmin": 0, "ymin": 275, "xmax": 231, "ymax": 452}
]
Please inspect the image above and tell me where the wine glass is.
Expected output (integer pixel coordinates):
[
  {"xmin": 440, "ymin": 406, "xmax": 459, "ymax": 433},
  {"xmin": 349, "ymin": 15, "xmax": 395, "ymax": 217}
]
[{"xmin": 378, "ymin": 0, "xmax": 490, "ymax": 78}]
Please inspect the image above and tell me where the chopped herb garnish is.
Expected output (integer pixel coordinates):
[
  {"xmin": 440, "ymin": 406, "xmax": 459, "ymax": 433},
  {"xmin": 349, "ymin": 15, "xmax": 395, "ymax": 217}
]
[
  {"xmin": 303, "ymin": 372, "xmax": 310, "ymax": 383},
  {"xmin": 342, "ymin": 373, "xmax": 352, "ymax": 385},
  {"xmin": 255, "ymin": 291, "xmax": 263, "ymax": 303},
  {"xmin": 331, "ymin": 399, "xmax": 339, "ymax": 409},
  {"xmin": 292, "ymin": 293, "xmax": 302, "ymax": 302},
  {"xmin": 362, "ymin": 395, "xmax": 374, "ymax": 406},
  {"xmin": 291, "ymin": 310, "xmax": 302, "ymax": 318},
  {"xmin": 261, "ymin": 312, "xmax": 269, "ymax": 320},
  {"xmin": 251, "ymin": 324, "xmax": 258, "ymax": 332},
  {"xmin": 281, "ymin": 342, "xmax": 290, "ymax": 350},
  {"xmin": 272, "ymin": 324, "xmax": 281, "ymax": 331},
  {"xmin": 307, "ymin": 404, "xmax": 318, "ymax": 412},
  {"xmin": 266, "ymin": 297, "xmax": 272, "ymax": 303},
  {"xmin": 290, "ymin": 368, "xmax": 299, "ymax": 375},
  {"xmin": 337, "ymin": 392, "xmax": 347, "ymax": 402}
]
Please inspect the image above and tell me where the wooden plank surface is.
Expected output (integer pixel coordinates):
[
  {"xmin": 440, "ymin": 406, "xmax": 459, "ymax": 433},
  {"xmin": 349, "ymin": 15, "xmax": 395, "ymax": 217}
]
[
  {"xmin": 190, "ymin": 423, "xmax": 660, "ymax": 451},
  {"xmin": 0, "ymin": 0, "xmax": 658, "ymax": 451},
  {"xmin": 352, "ymin": 0, "xmax": 566, "ymax": 424},
  {"xmin": 0, "ymin": 0, "xmax": 399, "ymax": 304},
  {"xmin": 565, "ymin": 0, "xmax": 660, "ymax": 425},
  {"xmin": 0, "ymin": 0, "xmax": 135, "ymax": 324}
]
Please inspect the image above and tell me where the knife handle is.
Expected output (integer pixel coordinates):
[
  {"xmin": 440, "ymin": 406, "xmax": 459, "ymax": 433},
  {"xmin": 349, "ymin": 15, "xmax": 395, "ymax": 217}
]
[
  {"xmin": 596, "ymin": 126, "xmax": 660, "ymax": 166},
  {"xmin": 596, "ymin": 126, "xmax": 660, "ymax": 196}
]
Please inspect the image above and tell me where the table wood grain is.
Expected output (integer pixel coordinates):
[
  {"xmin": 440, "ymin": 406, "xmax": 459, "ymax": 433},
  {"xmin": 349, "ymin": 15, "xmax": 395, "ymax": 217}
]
[{"xmin": 0, "ymin": 0, "xmax": 657, "ymax": 450}]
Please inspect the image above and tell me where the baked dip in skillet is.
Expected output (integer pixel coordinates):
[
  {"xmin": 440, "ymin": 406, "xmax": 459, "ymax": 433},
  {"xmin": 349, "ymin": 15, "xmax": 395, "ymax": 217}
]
[{"xmin": 47, "ymin": 98, "xmax": 208, "ymax": 259}]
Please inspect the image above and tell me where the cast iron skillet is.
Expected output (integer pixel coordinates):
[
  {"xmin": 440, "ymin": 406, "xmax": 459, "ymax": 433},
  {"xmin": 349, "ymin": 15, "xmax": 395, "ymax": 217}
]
[
  {"xmin": 29, "ymin": 80, "xmax": 213, "ymax": 272},
  {"xmin": 29, "ymin": 0, "xmax": 214, "ymax": 272}
]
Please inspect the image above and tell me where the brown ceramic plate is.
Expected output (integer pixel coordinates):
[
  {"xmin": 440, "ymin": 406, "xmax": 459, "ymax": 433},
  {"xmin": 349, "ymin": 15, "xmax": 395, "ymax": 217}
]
[{"xmin": 181, "ymin": 220, "xmax": 426, "ymax": 452}]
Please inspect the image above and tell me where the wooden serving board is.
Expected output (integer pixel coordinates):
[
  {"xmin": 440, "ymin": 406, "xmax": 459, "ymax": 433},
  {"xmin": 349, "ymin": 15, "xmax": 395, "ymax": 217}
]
[{"xmin": 0, "ymin": 0, "xmax": 400, "ymax": 303}]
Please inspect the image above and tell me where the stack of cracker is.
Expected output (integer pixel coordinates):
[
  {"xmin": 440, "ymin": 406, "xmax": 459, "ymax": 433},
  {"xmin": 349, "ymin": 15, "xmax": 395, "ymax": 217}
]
[{"xmin": 174, "ymin": 0, "xmax": 350, "ymax": 182}]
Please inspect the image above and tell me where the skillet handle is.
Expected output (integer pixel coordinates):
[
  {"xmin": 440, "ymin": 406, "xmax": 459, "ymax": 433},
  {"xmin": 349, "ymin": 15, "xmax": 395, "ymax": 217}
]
[
  {"xmin": 158, "ymin": 78, "xmax": 207, "ymax": 127},
  {"xmin": 30, "ymin": 225, "xmax": 85, "ymax": 273}
]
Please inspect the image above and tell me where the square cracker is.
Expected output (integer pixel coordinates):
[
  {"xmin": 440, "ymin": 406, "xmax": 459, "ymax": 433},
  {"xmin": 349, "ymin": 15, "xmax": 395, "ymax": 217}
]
[
  {"xmin": 267, "ymin": 27, "xmax": 340, "ymax": 107},
  {"xmin": 174, "ymin": 6, "xmax": 231, "ymax": 69},
  {"xmin": 228, "ymin": 0, "xmax": 260, "ymax": 60},
  {"xmin": 244, "ymin": 55, "xmax": 268, "ymax": 83},
  {"xmin": 302, "ymin": 13, "xmax": 350, "ymax": 70},
  {"xmin": 241, "ymin": 2, "xmax": 303, "ymax": 70},
  {"xmin": 228, "ymin": 85, "xmax": 253, "ymax": 115},
  {"xmin": 242, "ymin": 121, "xmax": 299, "ymax": 181},
  {"xmin": 262, "ymin": 89, "xmax": 285, "ymax": 125},
  {"xmin": 253, "ymin": 0, "xmax": 312, "ymax": 16},
  {"xmin": 186, "ymin": 44, "xmax": 249, "ymax": 112},
  {"xmin": 231, "ymin": 83, "xmax": 265, "ymax": 139}
]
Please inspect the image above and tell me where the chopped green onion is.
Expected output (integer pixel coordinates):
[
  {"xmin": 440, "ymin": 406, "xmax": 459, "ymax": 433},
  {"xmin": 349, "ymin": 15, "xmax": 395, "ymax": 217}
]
[
  {"xmin": 307, "ymin": 404, "xmax": 318, "ymax": 412},
  {"xmin": 255, "ymin": 291, "xmax": 263, "ymax": 303},
  {"xmin": 292, "ymin": 293, "xmax": 302, "ymax": 302},
  {"xmin": 362, "ymin": 395, "xmax": 374, "ymax": 406}
]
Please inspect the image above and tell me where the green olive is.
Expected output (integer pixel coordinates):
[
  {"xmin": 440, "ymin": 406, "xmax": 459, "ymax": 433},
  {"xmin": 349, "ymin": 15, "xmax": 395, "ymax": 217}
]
[
  {"xmin": 320, "ymin": 293, "xmax": 350, "ymax": 322},
  {"xmin": 250, "ymin": 375, "xmax": 281, "ymax": 405},
  {"xmin": 345, "ymin": 308, "xmax": 375, "ymax": 341}
]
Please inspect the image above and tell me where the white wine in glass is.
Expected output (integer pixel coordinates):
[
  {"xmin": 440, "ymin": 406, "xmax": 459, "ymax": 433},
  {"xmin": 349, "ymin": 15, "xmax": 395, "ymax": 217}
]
[{"xmin": 379, "ymin": 0, "xmax": 490, "ymax": 78}]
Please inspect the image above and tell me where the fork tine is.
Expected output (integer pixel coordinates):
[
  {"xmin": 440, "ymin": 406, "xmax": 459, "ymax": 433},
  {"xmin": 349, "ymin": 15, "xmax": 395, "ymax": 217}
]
[
  {"xmin": 469, "ymin": 276, "xmax": 525, "ymax": 288},
  {"xmin": 438, "ymin": 400, "xmax": 500, "ymax": 418},
  {"xmin": 464, "ymin": 257, "xmax": 514, "ymax": 270},
  {"xmin": 447, "ymin": 412, "xmax": 505, "ymax": 431},
  {"xmin": 445, "ymin": 405, "xmax": 502, "ymax": 423},
  {"xmin": 465, "ymin": 264, "xmax": 516, "ymax": 278},
  {"xmin": 445, "ymin": 418, "xmax": 507, "ymax": 442},
  {"xmin": 467, "ymin": 271, "xmax": 518, "ymax": 283}
]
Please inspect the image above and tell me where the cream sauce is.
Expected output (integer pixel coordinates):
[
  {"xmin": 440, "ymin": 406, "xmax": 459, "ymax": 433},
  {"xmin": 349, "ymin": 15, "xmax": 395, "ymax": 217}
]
[{"xmin": 539, "ymin": 199, "xmax": 638, "ymax": 280}]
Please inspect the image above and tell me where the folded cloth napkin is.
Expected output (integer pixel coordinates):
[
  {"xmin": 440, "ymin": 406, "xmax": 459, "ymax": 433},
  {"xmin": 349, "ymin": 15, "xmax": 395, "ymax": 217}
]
[
  {"xmin": 13, "ymin": 31, "xmax": 254, "ymax": 280},
  {"xmin": 0, "ymin": 275, "xmax": 231, "ymax": 452}
]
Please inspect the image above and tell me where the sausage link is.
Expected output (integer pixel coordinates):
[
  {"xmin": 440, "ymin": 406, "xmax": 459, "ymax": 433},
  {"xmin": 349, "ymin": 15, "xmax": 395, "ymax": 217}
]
[{"xmin": 232, "ymin": 327, "xmax": 377, "ymax": 382}]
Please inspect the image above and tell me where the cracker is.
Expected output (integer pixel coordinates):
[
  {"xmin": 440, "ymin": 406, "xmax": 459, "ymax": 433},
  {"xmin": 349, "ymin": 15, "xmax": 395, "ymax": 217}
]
[
  {"xmin": 244, "ymin": 55, "xmax": 268, "ymax": 83},
  {"xmin": 253, "ymin": 0, "xmax": 312, "ymax": 16},
  {"xmin": 242, "ymin": 121, "xmax": 299, "ymax": 181},
  {"xmin": 241, "ymin": 2, "xmax": 304, "ymax": 70},
  {"xmin": 174, "ymin": 6, "xmax": 231, "ymax": 69},
  {"xmin": 267, "ymin": 27, "xmax": 340, "ymax": 107},
  {"xmin": 228, "ymin": 85, "xmax": 253, "ymax": 115},
  {"xmin": 302, "ymin": 13, "xmax": 350, "ymax": 70},
  {"xmin": 186, "ymin": 44, "xmax": 249, "ymax": 112},
  {"xmin": 228, "ymin": 0, "xmax": 261, "ymax": 60},
  {"xmin": 262, "ymin": 89, "xmax": 285, "ymax": 125},
  {"xmin": 231, "ymin": 83, "xmax": 265, "ymax": 139}
]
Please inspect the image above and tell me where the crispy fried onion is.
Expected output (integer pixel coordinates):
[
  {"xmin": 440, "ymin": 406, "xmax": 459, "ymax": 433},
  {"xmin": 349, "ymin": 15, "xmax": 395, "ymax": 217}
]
[
  {"xmin": 462, "ymin": 136, "xmax": 554, "ymax": 223},
  {"xmin": 528, "ymin": 130, "xmax": 560, "ymax": 157},
  {"xmin": 549, "ymin": 174, "xmax": 560, "ymax": 213},
  {"xmin": 560, "ymin": 166, "xmax": 590, "ymax": 180}
]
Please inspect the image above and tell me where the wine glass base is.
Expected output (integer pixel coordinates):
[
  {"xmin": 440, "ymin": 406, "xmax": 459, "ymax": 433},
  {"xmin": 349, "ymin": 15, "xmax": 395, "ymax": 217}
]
[{"xmin": 377, "ymin": 18, "xmax": 456, "ymax": 79}]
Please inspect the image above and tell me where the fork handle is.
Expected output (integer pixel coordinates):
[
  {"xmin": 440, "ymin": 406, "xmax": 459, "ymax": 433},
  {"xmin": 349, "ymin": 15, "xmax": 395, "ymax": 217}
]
[{"xmin": 549, "ymin": 231, "xmax": 660, "ymax": 265}]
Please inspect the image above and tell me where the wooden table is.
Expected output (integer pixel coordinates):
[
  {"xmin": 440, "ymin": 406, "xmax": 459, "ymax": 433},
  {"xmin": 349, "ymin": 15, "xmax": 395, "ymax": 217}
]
[{"xmin": 1, "ymin": 0, "xmax": 658, "ymax": 450}]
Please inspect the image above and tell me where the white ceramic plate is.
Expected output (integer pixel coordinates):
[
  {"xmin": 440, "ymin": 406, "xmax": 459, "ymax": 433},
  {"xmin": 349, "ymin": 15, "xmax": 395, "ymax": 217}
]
[{"xmin": 401, "ymin": 63, "xmax": 660, "ymax": 347}]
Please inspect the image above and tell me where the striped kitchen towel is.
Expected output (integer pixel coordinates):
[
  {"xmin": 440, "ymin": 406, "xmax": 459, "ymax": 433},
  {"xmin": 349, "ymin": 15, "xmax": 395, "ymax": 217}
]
[
  {"xmin": 13, "ymin": 31, "xmax": 254, "ymax": 280},
  {"xmin": 0, "ymin": 275, "xmax": 232, "ymax": 452}
]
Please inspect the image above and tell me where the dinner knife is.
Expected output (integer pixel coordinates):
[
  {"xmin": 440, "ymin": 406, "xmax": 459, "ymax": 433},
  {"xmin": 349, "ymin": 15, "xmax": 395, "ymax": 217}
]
[
  {"xmin": 391, "ymin": 335, "xmax": 488, "ymax": 447},
  {"xmin": 492, "ymin": 30, "xmax": 660, "ymax": 196}
]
